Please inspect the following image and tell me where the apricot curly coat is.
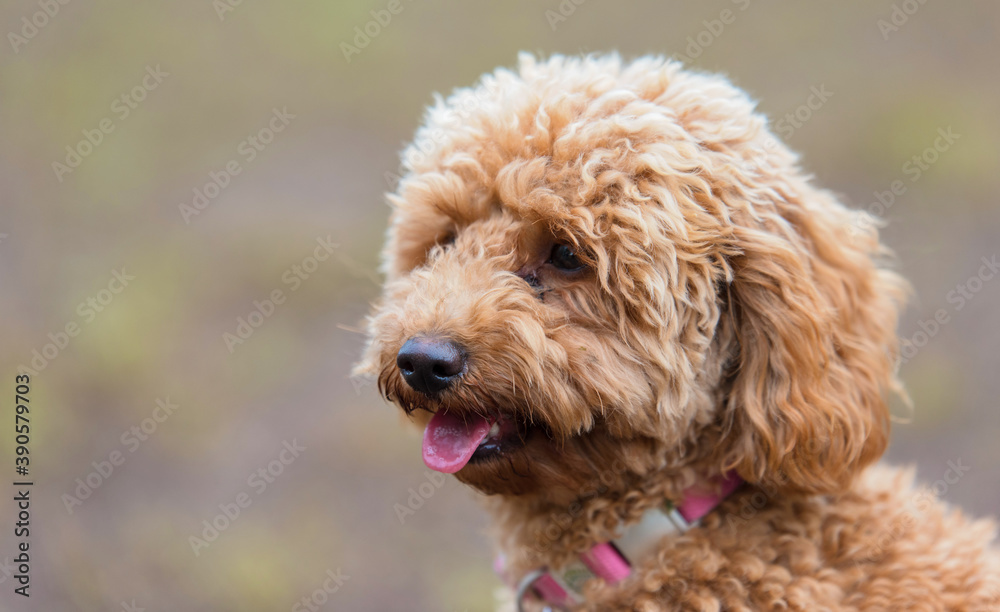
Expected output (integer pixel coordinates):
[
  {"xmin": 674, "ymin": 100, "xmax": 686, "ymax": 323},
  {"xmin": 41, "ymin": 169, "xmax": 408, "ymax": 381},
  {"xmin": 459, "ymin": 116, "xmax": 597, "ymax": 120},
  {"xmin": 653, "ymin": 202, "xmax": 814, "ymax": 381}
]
[{"xmin": 358, "ymin": 54, "xmax": 1000, "ymax": 610}]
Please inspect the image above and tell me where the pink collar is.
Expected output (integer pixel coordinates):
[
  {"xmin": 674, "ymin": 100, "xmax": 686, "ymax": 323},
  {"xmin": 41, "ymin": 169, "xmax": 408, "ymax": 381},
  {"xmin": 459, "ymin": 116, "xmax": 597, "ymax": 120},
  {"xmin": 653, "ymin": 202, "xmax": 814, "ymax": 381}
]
[{"xmin": 497, "ymin": 472, "xmax": 742, "ymax": 611}]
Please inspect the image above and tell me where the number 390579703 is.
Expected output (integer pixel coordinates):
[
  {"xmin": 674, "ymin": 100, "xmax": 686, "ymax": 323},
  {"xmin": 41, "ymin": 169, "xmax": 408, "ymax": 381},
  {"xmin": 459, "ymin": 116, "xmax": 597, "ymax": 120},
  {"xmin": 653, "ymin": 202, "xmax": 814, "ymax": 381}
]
[{"xmin": 15, "ymin": 374, "xmax": 30, "ymax": 475}]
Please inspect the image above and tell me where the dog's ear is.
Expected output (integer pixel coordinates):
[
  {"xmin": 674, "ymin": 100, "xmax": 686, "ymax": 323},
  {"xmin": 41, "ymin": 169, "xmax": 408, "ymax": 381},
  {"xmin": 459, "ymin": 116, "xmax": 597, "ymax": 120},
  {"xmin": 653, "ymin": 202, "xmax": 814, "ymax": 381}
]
[{"xmin": 718, "ymin": 181, "xmax": 907, "ymax": 494}]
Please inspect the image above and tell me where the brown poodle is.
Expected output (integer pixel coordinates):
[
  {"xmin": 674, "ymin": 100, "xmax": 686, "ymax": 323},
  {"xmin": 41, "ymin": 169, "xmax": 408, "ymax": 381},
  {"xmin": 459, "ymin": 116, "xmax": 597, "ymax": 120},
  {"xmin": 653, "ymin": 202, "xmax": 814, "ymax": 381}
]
[{"xmin": 357, "ymin": 54, "xmax": 1000, "ymax": 611}]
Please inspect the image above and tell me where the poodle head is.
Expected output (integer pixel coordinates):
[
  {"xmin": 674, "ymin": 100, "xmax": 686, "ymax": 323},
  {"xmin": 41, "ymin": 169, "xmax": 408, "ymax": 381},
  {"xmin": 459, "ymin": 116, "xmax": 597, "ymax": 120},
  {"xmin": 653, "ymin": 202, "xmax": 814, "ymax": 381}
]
[{"xmin": 356, "ymin": 54, "xmax": 907, "ymax": 503}]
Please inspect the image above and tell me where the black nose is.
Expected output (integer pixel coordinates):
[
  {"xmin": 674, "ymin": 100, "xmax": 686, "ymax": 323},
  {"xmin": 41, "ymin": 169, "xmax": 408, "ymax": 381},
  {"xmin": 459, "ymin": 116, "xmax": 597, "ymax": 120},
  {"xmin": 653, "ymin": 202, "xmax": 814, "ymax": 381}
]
[{"xmin": 396, "ymin": 337, "xmax": 466, "ymax": 395}]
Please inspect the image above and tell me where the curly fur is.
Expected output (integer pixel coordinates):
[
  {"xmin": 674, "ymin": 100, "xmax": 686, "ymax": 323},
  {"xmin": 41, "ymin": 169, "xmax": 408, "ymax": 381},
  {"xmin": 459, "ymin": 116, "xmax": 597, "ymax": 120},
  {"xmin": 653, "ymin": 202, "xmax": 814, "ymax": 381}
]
[{"xmin": 357, "ymin": 53, "xmax": 1000, "ymax": 610}]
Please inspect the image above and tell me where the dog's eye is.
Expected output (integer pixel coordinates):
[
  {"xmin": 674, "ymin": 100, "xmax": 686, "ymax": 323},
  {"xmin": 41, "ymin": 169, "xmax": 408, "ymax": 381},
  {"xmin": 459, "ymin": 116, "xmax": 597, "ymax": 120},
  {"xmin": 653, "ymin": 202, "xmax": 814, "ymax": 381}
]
[{"xmin": 548, "ymin": 244, "xmax": 585, "ymax": 271}]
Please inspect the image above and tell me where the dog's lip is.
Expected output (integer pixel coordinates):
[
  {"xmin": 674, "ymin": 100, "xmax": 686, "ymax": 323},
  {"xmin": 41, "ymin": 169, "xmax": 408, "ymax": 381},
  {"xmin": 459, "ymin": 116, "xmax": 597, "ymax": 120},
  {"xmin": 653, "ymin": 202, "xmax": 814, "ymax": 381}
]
[{"xmin": 467, "ymin": 413, "xmax": 532, "ymax": 464}]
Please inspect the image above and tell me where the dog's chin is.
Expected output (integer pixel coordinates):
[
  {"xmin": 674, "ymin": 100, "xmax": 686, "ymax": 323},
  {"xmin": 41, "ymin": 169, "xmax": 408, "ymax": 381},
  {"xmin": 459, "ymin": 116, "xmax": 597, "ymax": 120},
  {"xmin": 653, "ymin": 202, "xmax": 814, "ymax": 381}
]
[
  {"xmin": 453, "ymin": 428, "xmax": 548, "ymax": 496},
  {"xmin": 452, "ymin": 420, "xmax": 653, "ymax": 505}
]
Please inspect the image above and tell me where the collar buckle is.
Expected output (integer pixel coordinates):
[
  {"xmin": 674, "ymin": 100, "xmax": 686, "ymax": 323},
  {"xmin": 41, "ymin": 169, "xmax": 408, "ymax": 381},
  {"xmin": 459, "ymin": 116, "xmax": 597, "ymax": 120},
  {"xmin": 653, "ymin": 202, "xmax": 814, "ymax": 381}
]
[{"xmin": 515, "ymin": 569, "xmax": 569, "ymax": 612}]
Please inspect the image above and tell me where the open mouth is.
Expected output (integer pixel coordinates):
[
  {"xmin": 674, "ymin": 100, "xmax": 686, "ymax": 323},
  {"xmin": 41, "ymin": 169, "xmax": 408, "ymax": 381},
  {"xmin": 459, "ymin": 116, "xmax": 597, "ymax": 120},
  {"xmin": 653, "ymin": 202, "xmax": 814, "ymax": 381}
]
[{"xmin": 421, "ymin": 410, "xmax": 529, "ymax": 473}]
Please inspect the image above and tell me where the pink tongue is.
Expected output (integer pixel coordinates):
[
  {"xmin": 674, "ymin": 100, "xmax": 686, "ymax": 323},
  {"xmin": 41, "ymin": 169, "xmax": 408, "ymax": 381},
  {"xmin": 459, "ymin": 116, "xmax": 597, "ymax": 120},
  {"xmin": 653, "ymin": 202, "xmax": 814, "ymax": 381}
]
[{"xmin": 422, "ymin": 411, "xmax": 492, "ymax": 473}]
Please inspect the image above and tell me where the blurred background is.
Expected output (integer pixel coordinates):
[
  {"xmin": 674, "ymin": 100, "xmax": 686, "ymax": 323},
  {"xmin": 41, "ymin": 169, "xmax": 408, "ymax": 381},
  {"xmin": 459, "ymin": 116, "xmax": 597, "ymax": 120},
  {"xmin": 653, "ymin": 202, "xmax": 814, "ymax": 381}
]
[{"xmin": 0, "ymin": 1, "xmax": 997, "ymax": 610}]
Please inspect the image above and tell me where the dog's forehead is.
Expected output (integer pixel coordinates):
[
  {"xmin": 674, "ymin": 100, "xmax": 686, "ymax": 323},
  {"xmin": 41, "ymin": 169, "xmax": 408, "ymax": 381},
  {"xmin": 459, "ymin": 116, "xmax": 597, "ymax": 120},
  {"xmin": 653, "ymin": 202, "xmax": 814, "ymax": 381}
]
[
  {"xmin": 386, "ymin": 56, "xmax": 772, "ymax": 279},
  {"xmin": 395, "ymin": 105, "xmax": 677, "ymax": 235},
  {"xmin": 396, "ymin": 67, "xmax": 735, "ymax": 226}
]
